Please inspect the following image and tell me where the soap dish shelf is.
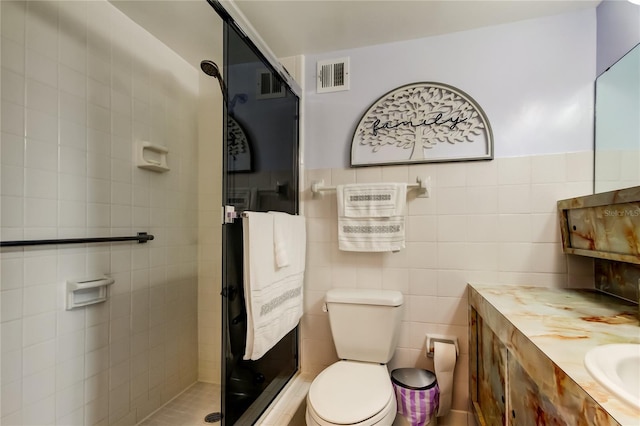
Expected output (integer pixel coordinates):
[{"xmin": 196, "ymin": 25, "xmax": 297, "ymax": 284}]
[
  {"xmin": 137, "ymin": 141, "xmax": 169, "ymax": 172},
  {"xmin": 66, "ymin": 276, "xmax": 115, "ymax": 310}
]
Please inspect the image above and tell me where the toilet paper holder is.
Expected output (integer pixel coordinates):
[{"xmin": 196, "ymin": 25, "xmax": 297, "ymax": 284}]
[{"xmin": 425, "ymin": 334, "xmax": 459, "ymax": 358}]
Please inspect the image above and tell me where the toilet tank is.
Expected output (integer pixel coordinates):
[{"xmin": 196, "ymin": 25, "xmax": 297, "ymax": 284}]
[{"xmin": 325, "ymin": 288, "xmax": 404, "ymax": 363}]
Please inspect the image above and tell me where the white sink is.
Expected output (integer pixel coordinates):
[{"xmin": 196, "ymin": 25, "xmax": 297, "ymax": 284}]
[{"xmin": 584, "ymin": 343, "xmax": 640, "ymax": 410}]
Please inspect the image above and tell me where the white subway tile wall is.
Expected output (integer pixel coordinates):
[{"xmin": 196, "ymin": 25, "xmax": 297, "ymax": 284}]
[
  {"xmin": 301, "ymin": 152, "xmax": 594, "ymax": 414},
  {"xmin": 1, "ymin": 1, "xmax": 201, "ymax": 425},
  {"xmin": 196, "ymin": 73, "xmax": 222, "ymax": 385}
]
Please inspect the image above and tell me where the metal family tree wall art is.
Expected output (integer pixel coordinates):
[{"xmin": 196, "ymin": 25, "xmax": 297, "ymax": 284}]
[
  {"xmin": 228, "ymin": 115, "xmax": 252, "ymax": 172},
  {"xmin": 351, "ymin": 82, "xmax": 493, "ymax": 166}
]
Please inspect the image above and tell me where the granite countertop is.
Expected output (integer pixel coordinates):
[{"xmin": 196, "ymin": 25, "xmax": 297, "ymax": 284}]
[{"xmin": 468, "ymin": 283, "xmax": 640, "ymax": 425}]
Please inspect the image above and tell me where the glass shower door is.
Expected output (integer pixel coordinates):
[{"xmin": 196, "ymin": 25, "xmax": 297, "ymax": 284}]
[{"xmin": 220, "ymin": 20, "xmax": 300, "ymax": 426}]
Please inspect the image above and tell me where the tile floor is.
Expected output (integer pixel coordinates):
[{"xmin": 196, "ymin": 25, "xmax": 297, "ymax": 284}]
[{"xmin": 139, "ymin": 382, "xmax": 221, "ymax": 426}]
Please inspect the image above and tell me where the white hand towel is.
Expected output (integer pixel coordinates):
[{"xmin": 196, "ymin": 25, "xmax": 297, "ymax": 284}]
[
  {"xmin": 270, "ymin": 211, "xmax": 291, "ymax": 268},
  {"xmin": 337, "ymin": 183, "xmax": 407, "ymax": 218},
  {"xmin": 242, "ymin": 211, "xmax": 306, "ymax": 360},
  {"xmin": 337, "ymin": 183, "xmax": 407, "ymax": 252}
]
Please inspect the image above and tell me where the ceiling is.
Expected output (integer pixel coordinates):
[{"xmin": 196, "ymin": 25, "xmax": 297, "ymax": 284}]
[
  {"xmin": 110, "ymin": 0, "xmax": 224, "ymax": 69},
  {"xmin": 111, "ymin": 0, "xmax": 601, "ymax": 71},
  {"xmin": 233, "ymin": 0, "xmax": 601, "ymax": 58}
]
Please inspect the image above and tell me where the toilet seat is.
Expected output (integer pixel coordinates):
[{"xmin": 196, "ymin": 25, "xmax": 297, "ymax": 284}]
[{"xmin": 306, "ymin": 360, "xmax": 396, "ymax": 425}]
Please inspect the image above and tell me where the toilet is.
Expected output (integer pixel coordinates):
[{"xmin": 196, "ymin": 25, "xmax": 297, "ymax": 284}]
[{"xmin": 306, "ymin": 288, "xmax": 404, "ymax": 426}]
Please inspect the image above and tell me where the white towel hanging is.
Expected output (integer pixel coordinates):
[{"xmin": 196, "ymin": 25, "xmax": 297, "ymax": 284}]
[
  {"xmin": 242, "ymin": 211, "xmax": 306, "ymax": 360},
  {"xmin": 270, "ymin": 211, "xmax": 291, "ymax": 268},
  {"xmin": 337, "ymin": 183, "xmax": 407, "ymax": 252},
  {"xmin": 338, "ymin": 183, "xmax": 407, "ymax": 218}
]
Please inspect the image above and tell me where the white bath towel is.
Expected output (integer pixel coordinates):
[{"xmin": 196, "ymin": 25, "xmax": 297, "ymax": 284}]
[
  {"xmin": 337, "ymin": 183, "xmax": 407, "ymax": 252},
  {"xmin": 242, "ymin": 211, "xmax": 306, "ymax": 360}
]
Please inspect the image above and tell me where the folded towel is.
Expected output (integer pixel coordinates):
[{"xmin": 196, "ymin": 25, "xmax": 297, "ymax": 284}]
[
  {"xmin": 270, "ymin": 211, "xmax": 291, "ymax": 268},
  {"xmin": 337, "ymin": 183, "xmax": 407, "ymax": 218},
  {"xmin": 242, "ymin": 211, "xmax": 306, "ymax": 360},
  {"xmin": 338, "ymin": 217, "xmax": 406, "ymax": 252},
  {"xmin": 337, "ymin": 183, "xmax": 407, "ymax": 252}
]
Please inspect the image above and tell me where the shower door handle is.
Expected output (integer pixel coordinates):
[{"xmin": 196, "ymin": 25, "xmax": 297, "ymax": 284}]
[{"xmin": 223, "ymin": 205, "xmax": 237, "ymax": 224}]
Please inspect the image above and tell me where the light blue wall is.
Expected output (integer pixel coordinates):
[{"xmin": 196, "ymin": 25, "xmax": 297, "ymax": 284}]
[
  {"xmin": 304, "ymin": 9, "xmax": 597, "ymax": 170},
  {"xmin": 596, "ymin": 0, "xmax": 640, "ymax": 76}
]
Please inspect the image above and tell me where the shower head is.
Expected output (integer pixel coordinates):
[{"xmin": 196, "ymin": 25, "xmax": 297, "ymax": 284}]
[
  {"xmin": 200, "ymin": 60, "xmax": 221, "ymax": 78},
  {"xmin": 200, "ymin": 60, "xmax": 228, "ymax": 105}
]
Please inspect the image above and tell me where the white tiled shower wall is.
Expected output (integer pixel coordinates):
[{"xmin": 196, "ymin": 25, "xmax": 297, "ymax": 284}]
[
  {"xmin": 196, "ymin": 73, "xmax": 222, "ymax": 385},
  {"xmin": 1, "ymin": 1, "xmax": 201, "ymax": 424},
  {"xmin": 300, "ymin": 152, "xmax": 595, "ymax": 415}
]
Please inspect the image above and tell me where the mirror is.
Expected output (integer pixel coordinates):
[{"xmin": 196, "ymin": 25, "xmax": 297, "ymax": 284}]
[{"xmin": 594, "ymin": 43, "xmax": 640, "ymax": 193}]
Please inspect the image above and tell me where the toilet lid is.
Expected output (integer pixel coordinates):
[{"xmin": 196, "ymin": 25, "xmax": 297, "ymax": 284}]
[{"xmin": 308, "ymin": 361, "xmax": 393, "ymax": 425}]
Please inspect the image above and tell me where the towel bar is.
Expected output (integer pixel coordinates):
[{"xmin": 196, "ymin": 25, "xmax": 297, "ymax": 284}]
[
  {"xmin": 1, "ymin": 232, "xmax": 154, "ymax": 247},
  {"xmin": 311, "ymin": 176, "xmax": 430, "ymax": 198}
]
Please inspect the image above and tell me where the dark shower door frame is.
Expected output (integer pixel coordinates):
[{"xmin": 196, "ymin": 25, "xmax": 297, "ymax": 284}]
[{"xmin": 208, "ymin": 2, "xmax": 301, "ymax": 424}]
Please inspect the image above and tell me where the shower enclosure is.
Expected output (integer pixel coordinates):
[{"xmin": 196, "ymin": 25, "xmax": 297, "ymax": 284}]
[
  {"xmin": 0, "ymin": 0, "xmax": 299, "ymax": 424},
  {"xmin": 209, "ymin": 2, "xmax": 302, "ymax": 424}
]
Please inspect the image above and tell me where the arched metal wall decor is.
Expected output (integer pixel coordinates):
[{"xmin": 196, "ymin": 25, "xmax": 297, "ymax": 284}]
[
  {"xmin": 351, "ymin": 82, "xmax": 493, "ymax": 167},
  {"xmin": 227, "ymin": 115, "xmax": 252, "ymax": 172}
]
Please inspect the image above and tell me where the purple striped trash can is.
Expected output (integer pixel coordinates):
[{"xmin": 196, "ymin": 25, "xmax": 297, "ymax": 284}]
[{"xmin": 391, "ymin": 368, "xmax": 439, "ymax": 426}]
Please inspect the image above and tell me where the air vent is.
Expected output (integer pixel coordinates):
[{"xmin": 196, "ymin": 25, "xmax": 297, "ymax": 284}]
[
  {"xmin": 256, "ymin": 69, "xmax": 286, "ymax": 99},
  {"xmin": 317, "ymin": 57, "xmax": 350, "ymax": 93}
]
